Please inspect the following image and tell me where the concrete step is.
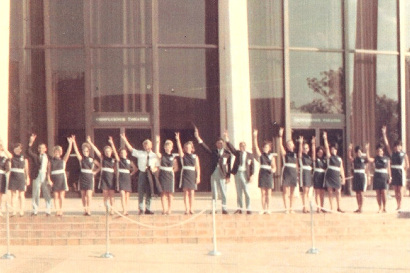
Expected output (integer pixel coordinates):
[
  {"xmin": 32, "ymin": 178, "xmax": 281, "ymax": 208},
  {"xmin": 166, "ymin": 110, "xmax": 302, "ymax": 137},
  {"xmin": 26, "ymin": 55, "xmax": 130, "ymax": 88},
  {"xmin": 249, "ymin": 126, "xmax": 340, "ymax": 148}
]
[{"xmin": 1, "ymin": 211, "xmax": 409, "ymax": 245}]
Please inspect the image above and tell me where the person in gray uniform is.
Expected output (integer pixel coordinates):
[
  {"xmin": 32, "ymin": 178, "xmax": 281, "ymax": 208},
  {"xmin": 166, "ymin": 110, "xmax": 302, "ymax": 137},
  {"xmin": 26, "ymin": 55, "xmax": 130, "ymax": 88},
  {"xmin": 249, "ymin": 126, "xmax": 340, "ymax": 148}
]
[
  {"xmin": 311, "ymin": 137, "xmax": 327, "ymax": 213},
  {"xmin": 298, "ymin": 136, "xmax": 313, "ymax": 213},
  {"xmin": 47, "ymin": 137, "xmax": 73, "ymax": 216},
  {"xmin": 348, "ymin": 144, "xmax": 370, "ymax": 213}
]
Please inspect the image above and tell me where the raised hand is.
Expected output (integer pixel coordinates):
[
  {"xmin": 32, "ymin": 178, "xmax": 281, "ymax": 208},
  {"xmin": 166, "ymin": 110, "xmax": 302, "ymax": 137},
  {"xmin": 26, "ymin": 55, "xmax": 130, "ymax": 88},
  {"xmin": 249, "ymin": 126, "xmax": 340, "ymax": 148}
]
[
  {"xmin": 311, "ymin": 136, "xmax": 316, "ymax": 145},
  {"xmin": 279, "ymin": 127, "xmax": 284, "ymax": 137},
  {"xmin": 29, "ymin": 133, "xmax": 37, "ymax": 145},
  {"xmin": 348, "ymin": 143, "xmax": 353, "ymax": 150},
  {"xmin": 381, "ymin": 125, "xmax": 387, "ymax": 135},
  {"xmin": 108, "ymin": 136, "xmax": 114, "ymax": 145},
  {"xmin": 298, "ymin": 136, "xmax": 304, "ymax": 143},
  {"xmin": 253, "ymin": 129, "xmax": 258, "ymax": 137},
  {"xmin": 194, "ymin": 127, "xmax": 199, "ymax": 139},
  {"xmin": 86, "ymin": 136, "xmax": 92, "ymax": 143},
  {"xmin": 175, "ymin": 132, "xmax": 180, "ymax": 140},
  {"xmin": 323, "ymin": 131, "xmax": 327, "ymax": 140}
]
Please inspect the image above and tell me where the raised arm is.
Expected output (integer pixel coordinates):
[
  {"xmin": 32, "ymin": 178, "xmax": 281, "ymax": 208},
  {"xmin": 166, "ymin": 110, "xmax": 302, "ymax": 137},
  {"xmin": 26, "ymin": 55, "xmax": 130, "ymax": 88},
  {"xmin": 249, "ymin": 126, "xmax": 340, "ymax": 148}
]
[
  {"xmin": 120, "ymin": 133, "xmax": 134, "ymax": 153},
  {"xmin": 62, "ymin": 137, "xmax": 74, "ymax": 162},
  {"xmin": 108, "ymin": 136, "xmax": 120, "ymax": 162},
  {"xmin": 323, "ymin": 131, "xmax": 331, "ymax": 158},
  {"xmin": 27, "ymin": 133, "xmax": 38, "ymax": 159},
  {"xmin": 278, "ymin": 127, "xmax": 286, "ymax": 156},
  {"xmin": 252, "ymin": 129, "xmax": 261, "ymax": 159},
  {"xmin": 87, "ymin": 136, "xmax": 102, "ymax": 159},
  {"xmin": 154, "ymin": 135, "xmax": 161, "ymax": 158},
  {"xmin": 382, "ymin": 126, "xmax": 392, "ymax": 156},
  {"xmin": 364, "ymin": 143, "xmax": 374, "ymax": 163},
  {"xmin": 311, "ymin": 137, "xmax": 317, "ymax": 161},
  {"xmin": 175, "ymin": 132, "xmax": 184, "ymax": 158},
  {"xmin": 71, "ymin": 135, "xmax": 83, "ymax": 161},
  {"xmin": 347, "ymin": 143, "xmax": 354, "ymax": 162},
  {"xmin": 224, "ymin": 130, "xmax": 239, "ymax": 155},
  {"xmin": 0, "ymin": 137, "xmax": 12, "ymax": 159},
  {"xmin": 298, "ymin": 136, "xmax": 304, "ymax": 159},
  {"xmin": 194, "ymin": 127, "xmax": 212, "ymax": 154}
]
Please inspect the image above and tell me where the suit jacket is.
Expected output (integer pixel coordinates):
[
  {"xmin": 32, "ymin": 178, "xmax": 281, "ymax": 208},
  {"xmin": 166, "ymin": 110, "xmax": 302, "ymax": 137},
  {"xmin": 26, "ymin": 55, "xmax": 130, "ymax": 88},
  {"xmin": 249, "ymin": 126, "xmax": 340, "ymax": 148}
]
[
  {"xmin": 26, "ymin": 145, "xmax": 48, "ymax": 179},
  {"xmin": 198, "ymin": 142, "xmax": 231, "ymax": 179},
  {"xmin": 225, "ymin": 141, "xmax": 254, "ymax": 181}
]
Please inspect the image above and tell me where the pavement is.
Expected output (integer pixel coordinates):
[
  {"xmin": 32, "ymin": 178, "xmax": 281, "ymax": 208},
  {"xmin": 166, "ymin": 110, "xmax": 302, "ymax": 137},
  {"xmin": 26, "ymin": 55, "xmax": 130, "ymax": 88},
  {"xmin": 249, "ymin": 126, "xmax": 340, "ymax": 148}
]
[{"xmin": 1, "ymin": 191, "xmax": 410, "ymax": 272}]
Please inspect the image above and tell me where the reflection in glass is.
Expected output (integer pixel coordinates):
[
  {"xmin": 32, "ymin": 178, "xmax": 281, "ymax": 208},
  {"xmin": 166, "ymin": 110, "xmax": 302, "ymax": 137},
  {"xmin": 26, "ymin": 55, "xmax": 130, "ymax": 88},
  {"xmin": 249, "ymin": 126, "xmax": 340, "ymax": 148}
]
[
  {"xmin": 350, "ymin": 53, "xmax": 398, "ymax": 147},
  {"xmin": 92, "ymin": 49, "xmax": 152, "ymax": 113},
  {"xmin": 348, "ymin": 0, "xmax": 397, "ymax": 51},
  {"xmin": 49, "ymin": 0, "xmax": 84, "ymax": 44},
  {"xmin": 158, "ymin": 0, "xmax": 218, "ymax": 44},
  {"xmin": 290, "ymin": 52, "xmax": 344, "ymax": 114},
  {"xmin": 247, "ymin": 0, "xmax": 282, "ymax": 47},
  {"xmin": 289, "ymin": 0, "xmax": 342, "ymax": 49},
  {"xmin": 158, "ymin": 48, "xmax": 219, "ymax": 192},
  {"xmin": 91, "ymin": 0, "xmax": 152, "ymax": 45},
  {"xmin": 249, "ymin": 49, "xmax": 283, "ymax": 141}
]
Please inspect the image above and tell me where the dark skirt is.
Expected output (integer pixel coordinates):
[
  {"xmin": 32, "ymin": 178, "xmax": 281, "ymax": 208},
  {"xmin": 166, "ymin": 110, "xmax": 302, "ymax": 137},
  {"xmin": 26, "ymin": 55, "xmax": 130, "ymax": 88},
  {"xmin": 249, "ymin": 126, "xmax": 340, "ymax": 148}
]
[
  {"xmin": 324, "ymin": 169, "xmax": 341, "ymax": 190},
  {"xmin": 258, "ymin": 169, "xmax": 273, "ymax": 189},
  {"xmin": 159, "ymin": 170, "xmax": 175, "ymax": 193},
  {"xmin": 282, "ymin": 167, "xmax": 297, "ymax": 187},
  {"xmin": 301, "ymin": 169, "xmax": 312, "ymax": 187},
  {"xmin": 9, "ymin": 172, "xmax": 26, "ymax": 191},
  {"xmin": 0, "ymin": 174, "xmax": 6, "ymax": 193},
  {"xmin": 391, "ymin": 169, "xmax": 404, "ymax": 186},
  {"xmin": 313, "ymin": 172, "xmax": 325, "ymax": 189},
  {"xmin": 119, "ymin": 173, "xmax": 132, "ymax": 192},
  {"xmin": 51, "ymin": 173, "xmax": 68, "ymax": 192},
  {"xmin": 79, "ymin": 173, "xmax": 94, "ymax": 191},
  {"xmin": 352, "ymin": 173, "xmax": 367, "ymax": 192},
  {"xmin": 373, "ymin": 172, "xmax": 388, "ymax": 190},
  {"xmin": 181, "ymin": 169, "xmax": 196, "ymax": 190}
]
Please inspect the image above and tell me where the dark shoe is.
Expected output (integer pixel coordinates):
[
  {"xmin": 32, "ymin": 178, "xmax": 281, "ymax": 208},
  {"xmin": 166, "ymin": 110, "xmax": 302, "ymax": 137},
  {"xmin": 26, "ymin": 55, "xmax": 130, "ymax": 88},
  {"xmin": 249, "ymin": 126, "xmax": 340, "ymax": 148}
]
[
  {"xmin": 246, "ymin": 211, "xmax": 252, "ymax": 215},
  {"xmin": 337, "ymin": 208, "xmax": 345, "ymax": 213},
  {"xmin": 31, "ymin": 213, "xmax": 38, "ymax": 217},
  {"xmin": 222, "ymin": 210, "xmax": 228, "ymax": 215},
  {"xmin": 234, "ymin": 209, "xmax": 242, "ymax": 214},
  {"xmin": 145, "ymin": 210, "xmax": 154, "ymax": 215},
  {"xmin": 139, "ymin": 210, "xmax": 144, "ymax": 215}
]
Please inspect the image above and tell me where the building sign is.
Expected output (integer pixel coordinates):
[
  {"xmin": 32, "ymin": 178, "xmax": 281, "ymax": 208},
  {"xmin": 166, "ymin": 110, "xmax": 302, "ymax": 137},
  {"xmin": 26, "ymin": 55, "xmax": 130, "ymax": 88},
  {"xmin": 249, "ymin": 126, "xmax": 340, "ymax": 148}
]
[
  {"xmin": 93, "ymin": 113, "xmax": 151, "ymax": 126},
  {"xmin": 291, "ymin": 114, "xmax": 345, "ymax": 128}
]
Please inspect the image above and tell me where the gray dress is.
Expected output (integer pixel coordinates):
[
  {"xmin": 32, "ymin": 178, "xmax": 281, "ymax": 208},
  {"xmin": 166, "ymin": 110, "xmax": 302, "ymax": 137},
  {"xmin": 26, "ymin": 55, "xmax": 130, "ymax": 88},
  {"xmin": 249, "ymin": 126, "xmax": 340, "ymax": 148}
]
[
  {"xmin": 159, "ymin": 153, "xmax": 176, "ymax": 193},
  {"xmin": 258, "ymin": 153, "xmax": 274, "ymax": 189}
]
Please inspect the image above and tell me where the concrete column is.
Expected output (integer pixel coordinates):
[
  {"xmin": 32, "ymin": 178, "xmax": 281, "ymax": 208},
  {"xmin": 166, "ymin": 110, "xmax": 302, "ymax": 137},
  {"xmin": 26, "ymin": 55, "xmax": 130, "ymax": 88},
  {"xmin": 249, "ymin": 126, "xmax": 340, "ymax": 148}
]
[
  {"xmin": 0, "ymin": 2, "xmax": 10, "ymax": 146},
  {"xmin": 219, "ymin": 0, "xmax": 260, "ymax": 209}
]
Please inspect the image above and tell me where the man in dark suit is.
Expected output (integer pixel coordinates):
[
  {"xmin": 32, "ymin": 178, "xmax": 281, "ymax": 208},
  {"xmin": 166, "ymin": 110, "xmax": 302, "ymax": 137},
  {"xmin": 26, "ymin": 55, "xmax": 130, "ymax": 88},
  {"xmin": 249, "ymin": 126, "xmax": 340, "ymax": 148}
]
[
  {"xmin": 224, "ymin": 131, "xmax": 254, "ymax": 214},
  {"xmin": 195, "ymin": 127, "xmax": 231, "ymax": 214},
  {"xmin": 27, "ymin": 134, "xmax": 52, "ymax": 216}
]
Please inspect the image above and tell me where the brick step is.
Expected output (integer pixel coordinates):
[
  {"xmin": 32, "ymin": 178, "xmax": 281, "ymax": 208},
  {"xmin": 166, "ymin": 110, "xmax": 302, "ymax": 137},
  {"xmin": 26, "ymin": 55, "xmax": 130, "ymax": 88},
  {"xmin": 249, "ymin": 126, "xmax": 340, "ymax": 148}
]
[{"xmin": 1, "ymin": 212, "xmax": 409, "ymax": 245}]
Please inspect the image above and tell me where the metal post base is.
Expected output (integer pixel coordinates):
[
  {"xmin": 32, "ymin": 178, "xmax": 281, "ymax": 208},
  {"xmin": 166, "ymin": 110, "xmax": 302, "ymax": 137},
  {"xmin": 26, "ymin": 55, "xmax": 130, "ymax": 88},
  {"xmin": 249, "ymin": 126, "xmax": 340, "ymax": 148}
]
[
  {"xmin": 208, "ymin": 250, "xmax": 221, "ymax": 256},
  {"xmin": 306, "ymin": 248, "xmax": 319, "ymax": 254},
  {"xmin": 1, "ymin": 253, "xmax": 16, "ymax": 259},
  {"xmin": 100, "ymin": 252, "xmax": 115, "ymax": 259}
]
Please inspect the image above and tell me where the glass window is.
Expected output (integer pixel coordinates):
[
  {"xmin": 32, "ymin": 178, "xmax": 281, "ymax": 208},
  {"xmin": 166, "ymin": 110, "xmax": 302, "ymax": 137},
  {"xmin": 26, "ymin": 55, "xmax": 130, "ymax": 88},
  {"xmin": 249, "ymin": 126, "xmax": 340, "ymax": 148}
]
[
  {"xmin": 159, "ymin": 48, "xmax": 219, "ymax": 192},
  {"xmin": 249, "ymin": 49, "xmax": 284, "ymax": 140},
  {"xmin": 348, "ymin": 0, "xmax": 397, "ymax": 51},
  {"xmin": 290, "ymin": 52, "xmax": 344, "ymax": 114},
  {"xmin": 349, "ymin": 53, "xmax": 399, "ymax": 146},
  {"xmin": 406, "ymin": 56, "xmax": 410, "ymax": 151},
  {"xmin": 49, "ymin": 0, "xmax": 84, "ymax": 44},
  {"xmin": 91, "ymin": 0, "xmax": 152, "ymax": 45},
  {"xmin": 91, "ymin": 48, "xmax": 153, "ymax": 112},
  {"xmin": 289, "ymin": 0, "xmax": 342, "ymax": 49},
  {"xmin": 158, "ymin": 0, "xmax": 218, "ymax": 44},
  {"xmin": 405, "ymin": 1, "xmax": 410, "ymax": 52},
  {"xmin": 247, "ymin": 0, "xmax": 283, "ymax": 47}
]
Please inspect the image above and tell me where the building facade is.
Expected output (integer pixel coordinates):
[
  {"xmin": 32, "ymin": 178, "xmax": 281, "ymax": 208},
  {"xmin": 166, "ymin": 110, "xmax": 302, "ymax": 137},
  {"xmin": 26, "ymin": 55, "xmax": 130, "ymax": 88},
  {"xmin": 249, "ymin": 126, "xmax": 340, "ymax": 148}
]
[{"xmin": 5, "ymin": 0, "xmax": 410, "ymax": 191}]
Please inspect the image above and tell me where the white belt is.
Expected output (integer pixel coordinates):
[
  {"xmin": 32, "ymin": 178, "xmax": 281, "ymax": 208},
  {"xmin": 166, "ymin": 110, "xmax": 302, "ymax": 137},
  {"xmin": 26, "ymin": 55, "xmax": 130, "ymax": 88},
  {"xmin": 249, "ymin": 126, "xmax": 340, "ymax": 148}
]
[
  {"xmin": 81, "ymin": 169, "xmax": 93, "ymax": 174},
  {"xmin": 0, "ymin": 170, "xmax": 6, "ymax": 174},
  {"xmin": 314, "ymin": 168, "xmax": 325, "ymax": 173},
  {"xmin": 182, "ymin": 166, "xmax": 195, "ymax": 171},
  {"xmin": 354, "ymin": 169, "xmax": 365, "ymax": 174},
  {"xmin": 391, "ymin": 165, "xmax": 403, "ymax": 169},
  {"xmin": 118, "ymin": 169, "xmax": 130, "ymax": 174},
  {"xmin": 160, "ymin": 166, "xmax": 174, "ymax": 172},
  {"xmin": 10, "ymin": 168, "xmax": 24, "ymax": 173},
  {"xmin": 327, "ymin": 165, "xmax": 340, "ymax": 172},
  {"xmin": 260, "ymin": 165, "xmax": 272, "ymax": 170},
  {"xmin": 238, "ymin": 167, "xmax": 247, "ymax": 172},
  {"xmin": 102, "ymin": 167, "xmax": 114, "ymax": 173},
  {"xmin": 51, "ymin": 169, "xmax": 65, "ymax": 175},
  {"xmin": 375, "ymin": 168, "xmax": 388, "ymax": 174},
  {"xmin": 302, "ymin": 166, "xmax": 312, "ymax": 171},
  {"xmin": 284, "ymin": 163, "xmax": 297, "ymax": 168}
]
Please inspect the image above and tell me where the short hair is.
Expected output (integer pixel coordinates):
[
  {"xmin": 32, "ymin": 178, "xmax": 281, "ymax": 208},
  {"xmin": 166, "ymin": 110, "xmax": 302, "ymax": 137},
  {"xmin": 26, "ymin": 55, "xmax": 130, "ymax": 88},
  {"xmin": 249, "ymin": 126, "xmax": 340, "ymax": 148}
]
[
  {"xmin": 143, "ymin": 139, "xmax": 152, "ymax": 146},
  {"xmin": 53, "ymin": 145, "xmax": 63, "ymax": 153},
  {"xmin": 215, "ymin": 138, "xmax": 225, "ymax": 143},
  {"xmin": 38, "ymin": 143, "xmax": 47, "ymax": 148},
  {"xmin": 164, "ymin": 140, "xmax": 174, "ymax": 146},
  {"xmin": 13, "ymin": 143, "xmax": 23, "ymax": 149},
  {"xmin": 81, "ymin": 143, "xmax": 91, "ymax": 150},
  {"xmin": 184, "ymin": 141, "xmax": 195, "ymax": 153},
  {"xmin": 376, "ymin": 143, "xmax": 384, "ymax": 150},
  {"xmin": 393, "ymin": 140, "xmax": 402, "ymax": 147},
  {"xmin": 330, "ymin": 142, "xmax": 338, "ymax": 150},
  {"xmin": 316, "ymin": 146, "xmax": 324, "ymax": 153},
  {"xmin": 263, "ymin": 141, "xmax": 272, "ymax": 149},
  {"xmin": 103, "ymin": 145, "xmax": 112, "ymax": 152},
  {"xmin": 119, "ymin": 147, "xmax": 127, "ymax": 153},
  {"xmin": 354, "ymin": 145, "xmax": 362, "ymax": 153}
]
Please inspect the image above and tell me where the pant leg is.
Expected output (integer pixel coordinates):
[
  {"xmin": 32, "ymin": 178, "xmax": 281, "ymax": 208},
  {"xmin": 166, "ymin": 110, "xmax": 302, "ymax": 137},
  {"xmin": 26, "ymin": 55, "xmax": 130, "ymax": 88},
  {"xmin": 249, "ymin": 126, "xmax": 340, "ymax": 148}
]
[
  {"xmin": 40, "ymin": 181, "xmax": 52, "ymax": 213},
  {"xmin": 210, "ymin": 170, "xmax": 218, "ymax": 201},
  {"xmin": 242, "ymin": 175, "xmax": 251, "ymax": 210},
  {"xmin": 138, "ymin": 172, "xmax": 146, "ymax": 211},
  {"xmin": 218, "ymin": 178, "xmax": 227, "ymax": 210},
  {"xmin": 235, "ymin": 173, "xmax": 243, "ymax": 209},
  {"xmin": 145, "ymin": 173, "xmax": 152, "ymax": 210},
  {"xmin": 32, "ymin": 177, "xmax": 41, "ymax": 213}
]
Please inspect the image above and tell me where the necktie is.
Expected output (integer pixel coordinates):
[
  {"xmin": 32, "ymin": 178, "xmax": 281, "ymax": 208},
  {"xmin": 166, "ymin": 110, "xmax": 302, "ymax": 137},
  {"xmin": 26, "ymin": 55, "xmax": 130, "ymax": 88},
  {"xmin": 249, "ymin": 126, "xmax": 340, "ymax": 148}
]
[{"xmin": 146, "ymin": 153, "xmax": 150, "ymax": 170}]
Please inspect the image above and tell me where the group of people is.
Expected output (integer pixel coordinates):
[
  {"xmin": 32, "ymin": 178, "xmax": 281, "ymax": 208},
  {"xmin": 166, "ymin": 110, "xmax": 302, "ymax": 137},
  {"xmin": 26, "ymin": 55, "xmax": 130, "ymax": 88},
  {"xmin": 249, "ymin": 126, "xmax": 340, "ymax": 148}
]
[{"xmin": 0, "ymin": 125, "xmax": 408, "ymax": 217}]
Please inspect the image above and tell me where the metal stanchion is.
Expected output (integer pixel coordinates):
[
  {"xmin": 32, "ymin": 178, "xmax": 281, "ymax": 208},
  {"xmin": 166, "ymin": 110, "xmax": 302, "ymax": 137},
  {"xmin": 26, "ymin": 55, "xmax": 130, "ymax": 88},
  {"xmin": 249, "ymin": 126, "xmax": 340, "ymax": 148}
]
[
  {"xmin": 306, "ymin": 200, "xmax": 319, "ymax": 254},
  {"xmin": 208, "ymin": 199, "xmax": 221, "ymax": 256},
  {"xmin": 100, "ymin": 201, "xmax": 114, "ymax": 259},
  {"xmin": 1, "ymin": 203, "xmax": 16, "ymax": 260}
]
